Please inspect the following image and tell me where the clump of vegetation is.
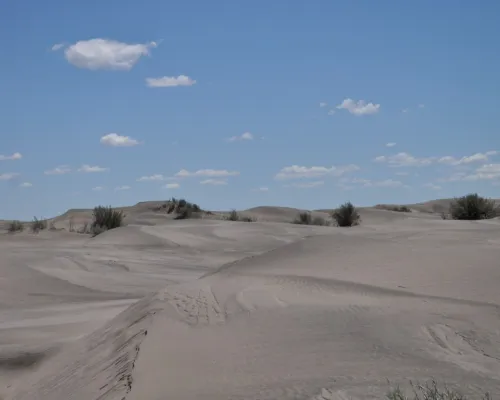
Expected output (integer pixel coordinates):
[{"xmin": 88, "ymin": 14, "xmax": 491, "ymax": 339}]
[
  {"xmin": 386, "ymin": 380, "xmax": 491, "ymax": 400},
  {"xmin": 49, "ymin": 221, "xmax": 57, "ymax": 231},
  {"xmin": 31, "ymin": 217, "xmax": 47, "ymax": 233},
  {"xmin": 78, "ymin": 221, "xmax": 91, "ymax": 234},
  {"xmin": 159, "ymin": 198, "xmax": 202, "ymax": 219},
  {"xmin": 331, "ymin": 202, "xmax": 360, "ymax": 227},
  {"xmin": 91, "ymin": 206, "xmax": 124, "ymax": 236},
  {"xmin": 293, "ymin": 212, "xmax": 329, "ymax": 226},
  {"xmin": 449, "ymin": 193, "xmax": 498, "ymax": 220},
  {"xmin": 294, "ymin": 212, "xmax": 312, "ymax": 225},
  {"xmin": 222, "ymin": 210, "xmax": 255, "ymax": 222},
  {"xmin": 69, "ymin": 217, "xmax": 75, "ymax": 232},
  {"xmin": 7, "ymin": 220, "xmax": 24, "ymax": 233},
  {"xmin": 377, "ymin": 204, "xmax": 411, "ymax": 213}
]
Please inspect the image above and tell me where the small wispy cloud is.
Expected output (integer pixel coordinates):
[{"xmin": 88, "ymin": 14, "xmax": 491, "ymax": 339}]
[
  {"xmin": 275, "ymin": 164, "xmax": 359, "ymax": 180},
  {"xmin": 285, "ymin": 181, "xmax": 324, "ymax": 188},
  {"xmin": 115, "ymin": 185, "xmax": 131, "ymax": 191},
  {"xmin": 19, "ymin": 182, "xmax": 32, "ymax": 188},
  {"xmin": 351, "ymin": 178, "xmax": 404, "ymax": 188},
  {"xmin": 255, "ymin": 187, "xmax": 269, "ymax": 192},
  {"xmin": 418, "ymin": 104, "xmax": 425, "ymax": 108},
  {"xmin": 146, "ymin": 75, "xmax": 196, "ymax": 87},
  {"xmin": 165, "ymin": 183, "xmax": 180, "ymax": 189},
  {"xmin": 137, "ymin": 174, "xmax": 165, "ymax": 182},
  {"xmin": 200, "ymin": 179, "xmax": 228, "ymax": 185},
  {"xmin": 45, "ymin": 165, "xmax": 71, "ymax": 175},
  {"xmin": 402, "ymin": 108, "xmax": 409, "ymax": 113},
  {"xmin": 51, "ymin": 43, "xmax": 65, "ymax": 51},
  {"xmin": 319, "ymin": 102, "xmax": 327, "ymax": 108},
  {"xmin": 386, "ymin": 142, "xmax": 396, "ymax": 147},
  {"xmin": 175, "ymin": 169, "xmax": 239, "ymax": 178},
  {"xmin": 0, "ymin": 152, "xmax": 22, "ymax": 161},
  {"xmin": 100, "ymin": 133, "xmax": 140, "ymax": 147},
  {"xmin": 374, "ymin": 152, "xmax": 434, "ymax": 167},
  {"xmin": 327, "ymin": 109, "xmax": 336, "ymax": 116},
  {"xmin": 0, "ymin": 172, "xmax": 19, "ymax": 181},
  {"xmin": 92, "ymin": 186, "xmax": 104, "ymax": 191},
  {"xmin": 336, "ymin": 98, "xmax": 380, "ymax": 116},
  {"xmin": 423, "ymin": 183, "xmax": 441, "ymax": 190},
  {"xmin": 228, "ymin": 132, "xmax": 254, "ymax": 142},
  {"xmin": 438, "ymin": 151, "xmax": 497, "ymax": 166},
  {"xmin": 78, "ymin": 164, "xmax": 109, "ymax": 173}
]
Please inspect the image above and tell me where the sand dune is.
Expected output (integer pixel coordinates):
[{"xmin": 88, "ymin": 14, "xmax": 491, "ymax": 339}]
[{"xmin": 2, "ymin": 202, "xmax": 500, "ymax": 399}]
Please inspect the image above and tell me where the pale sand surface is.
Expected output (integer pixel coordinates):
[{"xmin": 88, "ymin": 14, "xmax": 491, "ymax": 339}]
[{"xmin": 1, "ymin": 205, "xmax": 500, "ymax": 399}]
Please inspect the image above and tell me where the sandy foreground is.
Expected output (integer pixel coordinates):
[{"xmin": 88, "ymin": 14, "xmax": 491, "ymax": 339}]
[{"xmin": 1, "ymin": 205, "xmax": 500, "ymax": 399}]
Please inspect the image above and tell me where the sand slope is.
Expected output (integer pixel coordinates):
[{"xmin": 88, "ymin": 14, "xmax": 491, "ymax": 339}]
[{"xmin": 3, "ymin": 204, "xmax": 500, "ymax": 399}]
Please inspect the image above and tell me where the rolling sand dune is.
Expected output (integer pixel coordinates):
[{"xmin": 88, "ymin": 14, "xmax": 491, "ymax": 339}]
[{"xmin": 2, "ymin": 203, "xmax": 500, "ymax": 399}]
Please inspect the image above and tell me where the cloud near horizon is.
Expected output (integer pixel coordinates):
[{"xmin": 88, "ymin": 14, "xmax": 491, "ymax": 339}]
[
  {"xmin": 100, "ymin": 133, "xmax": 140, "ymax": 147},
  {"xmin": 275, "ymin": 164, "xmax": 360, "ymax": 180},
  {"xmin": 146, "ymin": 75, "xmax": 196, "ymax": 87}
]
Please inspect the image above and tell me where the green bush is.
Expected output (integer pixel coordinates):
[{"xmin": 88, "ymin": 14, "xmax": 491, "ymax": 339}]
[
  {"xmin": 331, "ymin": 202, "xmax": 360, "ymax": 227},
  {"xmin": 8, "ymin": 220, "xmax": 24, "ymax": 233},
  {"xmin": 162, "ymin": 198, "xmax": 201, "ymax": 219},
  {"xmin": 91, "ymin": 206, "xmax": 124, "ymax": 235},
  {"xmin": 31, "ymin": 217, "xmax": 47, "ymax": 233},
  {"xmin": 450, "ymin": 193, "xmax": 498, "ymax": 220}
]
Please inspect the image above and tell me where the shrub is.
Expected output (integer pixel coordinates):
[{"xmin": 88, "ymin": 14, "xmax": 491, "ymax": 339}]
[
  {"xmin": 386, "ymin": 379, "xmax": 491, "ymax": 400},
  {"xmin": 227, "ymin": 209, "xmax": 240, "ymax": 221},
  {"xmin": 91, "ymin": 206, "xmax": 124, "ymax": 235},
  {"xmin": 78, "ymin": 221, "xmax": 90, "ymax": 234},
  {"xmin": 69, "ymin": 217, "xmax": 75, "ymax": 232},
  {"xmin": 49, "ymin": 221, "xmax": 57, "ymax": 231},
  {"xmin": 331, "ymin": 202, "xmax": 360, "ymax": 227},
  {"xmin": 240, "ymin": 216, "xmax": 256, "ymax": 222},
  {"xmin": 162, "ymin": 198, "xmax": 201, "ymax": 219},
  {"xmin": 450, "ymin": 193, "xmax": 498, "ymax": 220},
  {"xmin": 8, "ymin": 220, "xmax": 23, "ymax": 233},
  {"xmin": 31, "ymin": 217, "xmax": 47, "ymax": 233},
  {"xmin": 294, "ymin": 212, "xmax": 312, "ymax": 225},
  {"xmin": 312, "ymin": 216, "xmax": 329, "ymax": 226},
  {"xmin": 376, "ymin": 205, "xmax": 411, "ymax": 213}
]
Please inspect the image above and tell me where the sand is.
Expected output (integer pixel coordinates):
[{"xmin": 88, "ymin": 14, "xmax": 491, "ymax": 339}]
[{"xmin": 1, "ymin": 204, "xmax": 500, "ymax": 399}]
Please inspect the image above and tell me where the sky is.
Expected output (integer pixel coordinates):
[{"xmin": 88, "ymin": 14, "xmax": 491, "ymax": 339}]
[{"xmin": 1, "ymin": 0, "xmax": 499, "ymax": 220}]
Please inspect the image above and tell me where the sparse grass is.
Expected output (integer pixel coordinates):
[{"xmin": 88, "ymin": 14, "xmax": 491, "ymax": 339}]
[
  {"xmin": 91, "ymin": 206, "xmax": 124, "ymax": 236},
  {"xmin": 7, "ymin": 220, "xmax": 24, "ymax": 233},
  {"xmin": 31, "ymin": 217, "xmax": 47, "ymax": 233},
  {"xmin": 386, "ymin": 380, "xmax": 491, "ymax": 400},
  {"xmin": 331, "ymin": 201, "xmax": 360, "ymax": 227},
  {"xmin": 450, "ymin": 193, "xmax": 498, "ymax": 220}
]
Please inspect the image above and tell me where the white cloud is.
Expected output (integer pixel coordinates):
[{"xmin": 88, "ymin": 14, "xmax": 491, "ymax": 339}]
[
  {"xmin": 0, "ymin": 173, "xmax": 19, "ymax": 181},
  {"xmin": 146, "ymin": 75, "xmax": 196, "ymax": 87},
  {"xmin": 175, "ymin": 169, "xmax": 239, "ymax": 178},
  {"xmin": 386, "ymin": 142, "xmax": 396, "ymax": 148},
  {"xmin": 228, "ymin": 132, "xmax": 254, "ymax": 142},
  {"xmin": 275, "ymin": 164, "xmax": 360, "ymax": 180},
  {"xmin": 0, "ymin": 152, "xmax": 22, "ymax": 161},
  {"xmin": 137, "ymin": 174, "xmax": 165, "ymax": 182},
  {"xmin": 336, "ymin": 98, "xmax": 380, "ymax": 116},
  {"xmin": 424, "ymin": 183, "xmax": 441, "ymax": 190},
  {"xmin": 45, "ymin": 165, "xmax": 71, "ymax": 175},
  {"xmin": 92, "ymin": 186, "xmax": 104, "ymax": 191},
  {"xmin": 100, "ymin": 133, "xmax": 140, "ymax": 147},
  {"xmin": 319, "ymin": 102, "xmax": 327, "ymax": 108},
  {"xmin": 64, "ymin": 39, "xmax": 157, "ymax": 70},
  {"xmin": 165, "ymin": 183, "xmax": 180, "ymax": 189},
  {"xmin": 78, "ymin": 164, "xmax": 109, "ymax": 173},
  {"xmin": 441, "ymin": 164, "xmax": 500, "ymax": 182},
  {"xmin": 402, "ymin": 108, "xmax": 409, "ymax": 113},
  {"xmin": 51, "ymin": 43, "xmax": 64, "ymax": 51},
  {"xmin": 200, "ymin": 179, "xmax": 228, "ymax": 185},
  {"xmin": 351, "ymin": 178, "xmax": 404, "ymax": 188},
  {"xmin": 328, "ymin": 109, "xmax": 336, "ymax": 115},
  {"xmin": 374, "ymin": 152, "xmax": 434, "ymax": 167},
  {"xmin": 438, "ymin": 151, "xmax": 497, "ymax": 166},
  {"xmin": 115, "ymin": 185, "xmax": 131, "ymax": 191},
  {"xmin": 285, "ymin": 181, "xmax": 324, "ymax": 188},
  {"xmin": 256, "ymin": 187, "xmax": 269, "ymax": 192},
  {"xmin": 20, "ymin": 182, "xmax": 32, "ymax": 188}
]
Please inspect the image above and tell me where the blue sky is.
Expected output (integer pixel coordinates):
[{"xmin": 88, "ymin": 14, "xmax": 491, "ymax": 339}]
[{"xmin": 1, "ymin": 0, "xmax": 499, "ymax": 220}]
